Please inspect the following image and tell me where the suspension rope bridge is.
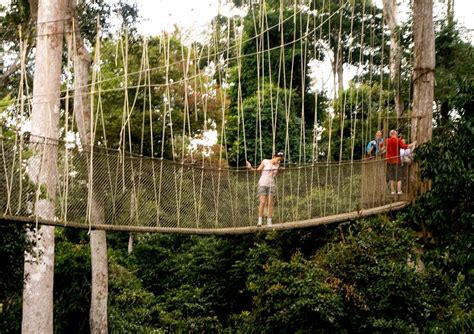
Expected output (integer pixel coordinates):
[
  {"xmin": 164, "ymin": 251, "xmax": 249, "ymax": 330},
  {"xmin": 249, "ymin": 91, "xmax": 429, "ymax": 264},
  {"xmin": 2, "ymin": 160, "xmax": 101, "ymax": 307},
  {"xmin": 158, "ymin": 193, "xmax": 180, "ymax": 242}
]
[
  {"xmin": 0, "ymin": 135, "xmax": 412, "ymax": 234},
  {"xmin": 0, "ymin": 0, "xmax": 421, "ymax": 234}
]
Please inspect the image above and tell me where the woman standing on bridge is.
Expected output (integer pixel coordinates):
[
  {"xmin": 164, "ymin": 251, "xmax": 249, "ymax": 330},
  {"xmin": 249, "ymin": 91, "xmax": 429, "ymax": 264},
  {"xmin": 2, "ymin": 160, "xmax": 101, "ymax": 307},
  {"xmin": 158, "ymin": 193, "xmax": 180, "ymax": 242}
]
[{"xmin": 246, "ymin": 152, "xmax": 284, "ymax": 227}]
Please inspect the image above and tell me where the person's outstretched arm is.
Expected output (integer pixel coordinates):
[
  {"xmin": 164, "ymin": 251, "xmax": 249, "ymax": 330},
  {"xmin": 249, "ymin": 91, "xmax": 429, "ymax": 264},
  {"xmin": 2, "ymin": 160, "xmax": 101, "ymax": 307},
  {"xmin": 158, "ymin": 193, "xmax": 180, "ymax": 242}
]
[{"xmin": 246, "ymin": 160, "xmax": 264, "ymax": 171}]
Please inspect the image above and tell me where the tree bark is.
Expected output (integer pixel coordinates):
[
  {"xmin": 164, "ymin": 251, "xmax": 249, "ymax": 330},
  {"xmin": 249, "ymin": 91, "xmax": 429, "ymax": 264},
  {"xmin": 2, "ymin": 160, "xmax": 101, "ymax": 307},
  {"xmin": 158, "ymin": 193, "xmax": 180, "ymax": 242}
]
[
  {"xmin": 382, "ymin": 0, "xmax": 403, "ymax": 116},
  {"xmin": 65, "ymin": 2, "xmax": 109, "ymax": 332},
  {"xmin": 90, "ymin": 228, "xmax": 108, "ymax": 334},
  {"xmin": 128, "ymin": 233, "xmax": 134, "ymax": 254},
  {"xmin": 412, "ymin": 0, "xmax": 435, "ymax": 145},
  {"xmin": 22, "ymin": 0, "xmax": 65, "ymax": 333},
  {"xmin": 447, "ymin": 0, "xmax": 454, "ymax": 26}
]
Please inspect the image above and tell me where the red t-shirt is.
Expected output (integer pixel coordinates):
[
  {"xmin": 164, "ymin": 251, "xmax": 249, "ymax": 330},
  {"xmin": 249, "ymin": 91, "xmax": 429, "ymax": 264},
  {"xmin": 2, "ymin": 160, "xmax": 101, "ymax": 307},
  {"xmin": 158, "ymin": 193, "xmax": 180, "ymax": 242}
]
[{"xmin": 386, "ymin": 137, "xmax": 409, "ymax": 164}]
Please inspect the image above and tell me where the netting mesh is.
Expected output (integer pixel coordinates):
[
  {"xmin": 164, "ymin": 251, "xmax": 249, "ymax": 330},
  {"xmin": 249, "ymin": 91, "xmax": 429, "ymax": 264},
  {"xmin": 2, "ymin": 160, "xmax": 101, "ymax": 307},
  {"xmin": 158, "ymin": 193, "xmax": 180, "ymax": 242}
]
[{"xmin": 0, "ymin": 135, "xmax": 408, "ymax": 232}]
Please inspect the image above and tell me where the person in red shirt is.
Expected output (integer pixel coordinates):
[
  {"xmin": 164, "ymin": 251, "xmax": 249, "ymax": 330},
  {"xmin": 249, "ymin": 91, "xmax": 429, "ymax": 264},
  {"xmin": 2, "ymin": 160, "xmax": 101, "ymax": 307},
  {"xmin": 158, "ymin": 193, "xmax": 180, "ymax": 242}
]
[{"xmin": 385, "ymin": 130, "xmax": 416, "ymax": 195}]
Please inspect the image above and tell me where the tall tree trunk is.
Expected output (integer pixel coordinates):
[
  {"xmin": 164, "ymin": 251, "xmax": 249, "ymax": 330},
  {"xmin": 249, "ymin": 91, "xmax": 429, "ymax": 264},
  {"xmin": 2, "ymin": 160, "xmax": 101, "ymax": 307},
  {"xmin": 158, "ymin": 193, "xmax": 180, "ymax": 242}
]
[
  {"xmin": 65, "ymin": 3, "xmax": 108, "ymax": 332},
  {"xmin": 412, "ymin": 0, "xmax": 435, "ymax": 145},
  {"xmin": 382, "ymin": 0, "xmax": 403, "ymax": 116},
  {"xmin": 89, "ymin": 228, "xmax": 108, "ymax": 333},
  {"xmin": 447, "ymin": 0, "xmax": 454, "ymax": 26},
  {"xmin": 336, "ymin": 51, "xmax": 344, "ymax": 94},
  {"xmin": 411, "ymin": 0, "xmax": 435, "ymax": 201},
  {"xmin": 22, "ymin": 0, "xmax": 65, "ymax": 333}
]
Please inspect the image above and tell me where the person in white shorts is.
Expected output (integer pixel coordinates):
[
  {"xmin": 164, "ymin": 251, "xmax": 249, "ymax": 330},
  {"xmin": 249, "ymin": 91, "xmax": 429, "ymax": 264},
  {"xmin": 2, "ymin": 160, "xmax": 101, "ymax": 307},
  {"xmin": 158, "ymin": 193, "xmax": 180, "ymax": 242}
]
[{"xmin": 246, "ymin": 152, "xmax": 284, "ymax": 227}]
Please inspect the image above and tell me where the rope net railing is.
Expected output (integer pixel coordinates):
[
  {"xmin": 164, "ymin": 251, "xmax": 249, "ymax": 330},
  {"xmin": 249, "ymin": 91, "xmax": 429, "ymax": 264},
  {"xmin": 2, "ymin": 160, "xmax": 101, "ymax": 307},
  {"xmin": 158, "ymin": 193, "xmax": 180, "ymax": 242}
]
[{"xmin": 0, "ymin": 135, "xmax": 411, "ymax": 233}]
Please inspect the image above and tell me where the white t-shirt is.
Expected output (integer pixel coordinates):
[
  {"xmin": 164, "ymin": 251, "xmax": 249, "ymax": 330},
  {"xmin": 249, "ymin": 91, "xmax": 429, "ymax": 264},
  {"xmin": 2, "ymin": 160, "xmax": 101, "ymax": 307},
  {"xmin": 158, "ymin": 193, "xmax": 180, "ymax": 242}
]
[
  {"xmin": 400, "ymin": 148, "xmax": 412, "ymax": 157},
  {"xmin": 258, "ymin": 159, "xmax": 279, "ymax": 187}
]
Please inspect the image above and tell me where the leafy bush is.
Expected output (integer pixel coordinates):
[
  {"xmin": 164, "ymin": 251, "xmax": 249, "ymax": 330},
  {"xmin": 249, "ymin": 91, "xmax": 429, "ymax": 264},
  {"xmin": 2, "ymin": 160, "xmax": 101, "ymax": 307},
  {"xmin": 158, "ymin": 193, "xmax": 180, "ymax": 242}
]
[
  {"xmin": 0, "ymin": 222, "xmax": 26, "ymax": 333},
  {"xmin": 400, "ymin": 112, "xmax": 474, "ymax": 331},
  {"xmin": 316, "ymin": 217, "xmax": 436, "ymax": 332}
]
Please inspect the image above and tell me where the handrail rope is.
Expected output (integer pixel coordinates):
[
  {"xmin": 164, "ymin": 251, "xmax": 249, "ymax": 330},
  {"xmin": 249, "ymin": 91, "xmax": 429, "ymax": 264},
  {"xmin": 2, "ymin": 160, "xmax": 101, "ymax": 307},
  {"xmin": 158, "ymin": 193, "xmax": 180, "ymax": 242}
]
[
  {"xmin": 288, "ymin": 0, "xmax": 299, "ymax": 221},
  {"xmin": 234, "ymin": 17, "xmax": 254, "ymax": 222},
  {"xmin": 335, "ymin": 0, "xmax": 346, "ymax": 215},
  {"xmin": 177, "ymin": 34, "xmax": 192, "ymax": 229},
  {"xmin": 226, "ymin": 14, "xmax": 239, "ymax": 227},
  {"xmin": 323, "ymin": 0, "xmax": 335, "ymax": 217},
  {"xmin": 189, "ymin": 43, "xmax": 200, "ymax": 226},
  {"xmin": 220, "ymin": 14, "xmax": 238, "ymax": 227},
  {"xmin": 0, "ymin": 127, "xmax": 14, "ymax": 216},
  {"xmin": 144, "ymin": 41, "xmax": 161, "ymax": 227},
  {"xmin": 366, "ymin": 4, "xmax": 376, "ymax": 197},
  {"xmin": 164, "ymin": 34, "xmax": 183, "ymax": 227},
  {"xmin": 349, "ymin": 0, "xmax": 368, "ymax": 211},
  {"xmin": 211, "ymin": 16, "xmax": 222, "ymax": 228},
  {"xmin": 15, "ymin": 31, "xmax": 29, "ymax": 215},
  {"xmin": 276, "ymin": 2, "xmax": 287, "ymax": 223},
  {"xmin": 309, "ymin": 0, "xmax": 326, "ymax": 219},
  {"xmin": 118, "ymin": 30, "xmax": 127, "ymax": 192},
  {"xmin": 61, "ymin": 25, "xmax": 74, "ymax": 225},
  {"xmin": 297, "ymin": 6, "xmax": 309, "ymax": 219},
  {"xmin": 134, "ymin": 39, "xmax": 151, "ymax": 226}
]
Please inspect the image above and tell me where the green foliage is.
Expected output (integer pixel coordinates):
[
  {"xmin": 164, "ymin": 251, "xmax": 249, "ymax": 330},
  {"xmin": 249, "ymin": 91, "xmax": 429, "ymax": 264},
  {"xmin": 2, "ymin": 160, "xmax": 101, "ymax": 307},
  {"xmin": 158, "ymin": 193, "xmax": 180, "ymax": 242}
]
[
  {"xmin": 398, "ymin": 112, "xmax": 474, "ymax": 331},
  {"xmin": 434, "ymin": 22, "xmax": 474, "ymax": 123},
  {"xmin": 405, "ymin": 113, "xmax": 473, "ymax": 275},
  {"xmin": 317, "ymin": 217, "xmax": 434, "ymax": 332},
  {"xmin": 126, "ymin": 233, "xmax": 252, "ymax": 330},
  {"xmin": 53, "ymin": 229, "xmax": 91, "ymax": 334},
  {"xmin": 96, "ymin": 35, "xmax": 224, "ymax": 158},
  {"xmin": 0, "ymin": 222, "xmax": 26, "ymax": 333},
  {"xmin": 226, "ymin": 84, "xmax": 302, "ymax": 165},
  {"xmin": 0, "ymin": 1, "xmax": 138, "ymax": 99},
  {"xmin": 326, "ymin": 82, "xmax": 392, "ymax": 161},
  {"xmin": 235, "ymin": 248, "xmax": 345, "ymax": 333},
  {"xmin": 108, "ymin": 262, "xmax": 163, "ymax": 332}
]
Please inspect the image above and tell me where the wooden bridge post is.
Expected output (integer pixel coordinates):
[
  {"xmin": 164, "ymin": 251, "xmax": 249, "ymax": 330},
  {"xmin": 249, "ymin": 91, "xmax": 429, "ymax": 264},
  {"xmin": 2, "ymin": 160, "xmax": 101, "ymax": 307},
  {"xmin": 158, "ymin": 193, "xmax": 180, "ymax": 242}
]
[{"xmin": 361, "ymin": 156, "xmax": 388, "ymax": 209}]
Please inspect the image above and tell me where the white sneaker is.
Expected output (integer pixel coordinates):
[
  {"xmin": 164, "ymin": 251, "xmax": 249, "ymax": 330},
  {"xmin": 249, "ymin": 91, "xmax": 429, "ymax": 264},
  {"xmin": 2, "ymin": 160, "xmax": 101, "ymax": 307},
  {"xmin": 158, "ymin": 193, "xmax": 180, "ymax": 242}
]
[
  {"xmin": 257, "ymin": 217, "xmax": 263, "ymax": 227},
  {"xmin": 391, "ymin": 191, "xmax": 396, "ymax": 195},
  {"xmin": 397, "ymin": 191, "xmax": 403, "ymax": 195},
  {"xmin": 267, "ymin": 219, "xmax": 272, "ymax": 227}
]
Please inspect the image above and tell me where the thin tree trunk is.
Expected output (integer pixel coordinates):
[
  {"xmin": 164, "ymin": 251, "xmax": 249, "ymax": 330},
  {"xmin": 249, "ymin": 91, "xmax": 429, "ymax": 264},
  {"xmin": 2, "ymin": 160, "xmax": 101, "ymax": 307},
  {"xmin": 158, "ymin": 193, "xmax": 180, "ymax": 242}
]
[
  {"xmin": 22, "ymin": 0, "xmax": 65, "ymax": 333},
  {"xmin": 128, "ymin": 233, "xmax": 134, "ymax": 254},
  {"xmin": 336, "ymin": 47, "xmax": 344, "ymax": 94},
  {"xmin": 447, "ymin": 0, "xmax": 454, "ymax": 26},
  {"xmin": 412, "ymin": 0, "xmax": 435, "ymax": 145},
  {"xmin": 382, "ymin": 0, "xmax": 403, "ymax": 116},
  {"xmin": 66, "ymin": 2, "xmax": 108, "ymax": 332}
]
